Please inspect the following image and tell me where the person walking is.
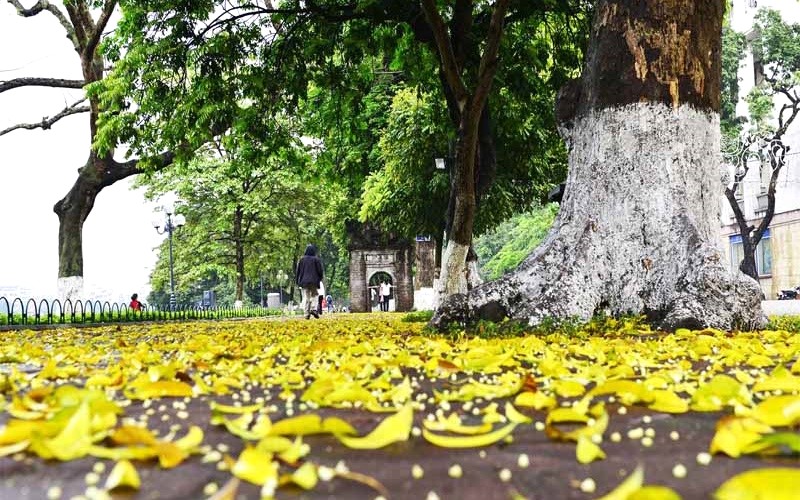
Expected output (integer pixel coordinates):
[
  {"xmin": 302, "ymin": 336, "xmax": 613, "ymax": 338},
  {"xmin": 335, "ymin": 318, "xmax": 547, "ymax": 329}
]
[
  {"xmin": 295, "ymin": 244, "xmax": 324, "ymax": 319},
  {"xmin": 379, "ymin": 280, "xmax": 392, "ymax": 312}
]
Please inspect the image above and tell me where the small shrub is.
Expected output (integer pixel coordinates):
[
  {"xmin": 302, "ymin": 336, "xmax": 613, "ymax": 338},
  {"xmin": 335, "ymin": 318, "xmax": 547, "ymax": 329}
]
[
  {"xmin": 767, "ymin": 315, "xmax": 800, "ymax": 333},
  {"xmin": 401, "ymin": 310, "xmax": 434, "ymax": 323}
]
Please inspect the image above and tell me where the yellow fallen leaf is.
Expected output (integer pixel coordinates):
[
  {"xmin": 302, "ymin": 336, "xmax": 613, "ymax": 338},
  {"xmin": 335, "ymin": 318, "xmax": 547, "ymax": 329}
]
[
  {"xmin": 576, "ymin": 435, "xmax": 605, "ymax": 464},
  {"xmin": 648, "ymin": 390, "xmax": 689, "ymax": 414},
  {"xmin": 423, "ymin": 413, "xmax": 493, "ymax": 435},
  {"xmin": 422, "ymin": 422, "xmax": 517, "ymax": 448},
  {"xmin": 714, "ymin": 468, "xmax": 800, "ymax": 500},
  {"xmin": 174, "ymin": 425, "xmax": 203, "ymax": 452},
  {"xmin": 209, "ymin": 401, "xmax": 263, "ymax": 414},
  {"xmin": 0, "ymin": 440, "xmax": 29, "ymax": 457},
  {"xmin": 709, "ymin": 417, "xmax": 772, "ymax": 458},
  {"xmin": 290, "ymin": 461, "xmax": 318, "ymax": 490},
  {"xmin": 589, "ymin": 380, "xmax": 654, "ymax": 405},
  {"xmin": 231, "ymin": 447, "xmax": 278, "ymax": 486},
  {"xmin": 553, "ymin": 379, "xmax": 586, "ymax": 398},
  {"xmin": 104, "ymin": 459, "xmax": 141, "ymax": 491},
  {"xmin": 513, "ymin": 391, "xmax": 556, "ymax": 410},
  {"xmin": 256, "ymin": 435, "xmax": 294, "ymax": 453},
  {"xmin": 627, "ymin": 485, "xmax": 681, "ymax": 500},
  {"xmin": 505, "ymin": 402, "xmax": 532, "ymax": 424},
  {"xmin": 277, "ymin": 437, "xmax": 310, "ymax": 464},
  {"xmin": 751, "ymin": 395, "xmax": 800, "ymax": 427},
  {"xmin": 126, "ymin": 380, "xmax": 193, "ymax": 400},
  {"xmin": 156, "ymin": 442, "xmax": 186, "ymax": 468},
  {"xmin": 111, "ymin": 425, "xmax": 158, "ymax": 446},
  {"xmin": 88, "ymin": 445, "xmax": 158, "ymax": 461},
  {"xmin": 338, "ymin": 405, "xmax": 413, "ymax": 449},
  {"xmin": 597, "ymin": 465, "xmax": 644, "ymax": 500},
  {"xmin": 32, "ymin": 401, "xmax": 91, "ymax": 460}
]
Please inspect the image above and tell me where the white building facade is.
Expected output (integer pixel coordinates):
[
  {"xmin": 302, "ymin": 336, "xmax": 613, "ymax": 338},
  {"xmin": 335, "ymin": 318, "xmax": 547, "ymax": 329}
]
[{"xmin": 720, "ymin": 0, "xmax": 800, "ymax": 299}]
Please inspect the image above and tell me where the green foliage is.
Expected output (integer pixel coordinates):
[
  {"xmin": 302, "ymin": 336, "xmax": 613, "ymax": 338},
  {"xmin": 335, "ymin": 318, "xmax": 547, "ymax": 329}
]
[
  {"xmin": 401, "ymin": 310, "xmax": 434, "ymax": 323},
  {"xmin": 474, "ymin": 204, "xmax": 559, "ymax": 280},
  {"xmin": 766, "ymin": 315, "xmax": 800, "ymax": 333}
]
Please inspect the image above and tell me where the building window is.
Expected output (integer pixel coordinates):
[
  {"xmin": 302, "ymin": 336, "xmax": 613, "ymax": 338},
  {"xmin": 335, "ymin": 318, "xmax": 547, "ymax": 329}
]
[{"xmin": 729, "ymin": 229, "xmax": 772, "ymax": 276}]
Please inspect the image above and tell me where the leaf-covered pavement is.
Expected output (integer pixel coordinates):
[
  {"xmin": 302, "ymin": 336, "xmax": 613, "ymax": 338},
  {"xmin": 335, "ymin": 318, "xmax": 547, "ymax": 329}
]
[{"xmin": 0, "ymin": 314, "xmax": 798, "ymax": 499}]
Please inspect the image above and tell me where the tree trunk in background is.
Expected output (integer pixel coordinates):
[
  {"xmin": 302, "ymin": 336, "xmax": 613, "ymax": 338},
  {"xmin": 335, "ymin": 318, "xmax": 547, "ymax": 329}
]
[{"xmin": 432, "ymin": 0, "xmax": 765, "ymax": 331}]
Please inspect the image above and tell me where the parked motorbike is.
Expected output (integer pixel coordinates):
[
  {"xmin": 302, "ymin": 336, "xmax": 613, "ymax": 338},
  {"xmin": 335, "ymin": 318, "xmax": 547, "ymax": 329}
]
[{"xmin": 777, "ymin": 286, "xmax": 800, "ymax": 300}]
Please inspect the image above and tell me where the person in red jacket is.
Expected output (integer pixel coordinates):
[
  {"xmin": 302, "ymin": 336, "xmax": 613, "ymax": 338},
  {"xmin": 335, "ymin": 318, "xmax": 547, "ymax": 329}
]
[
  {"xmin": 129, "ymin": 293, "xmax": 144, "ymax": 311},
  {"xmin": 295, "ymin": 244, "xmax": 324, "ymax": 319}
]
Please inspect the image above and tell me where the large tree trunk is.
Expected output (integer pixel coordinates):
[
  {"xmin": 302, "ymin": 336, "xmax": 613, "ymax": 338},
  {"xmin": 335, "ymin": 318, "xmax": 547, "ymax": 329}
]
[
  {"xmin": 53, "ymin": 156, "xmax": 108, "ymax": 301},
  {"xmin": 432, "ymin": 0, "xmax": 765, "ymax": 331},
  {"xmin": 234, "ymin": 207, "xmax": 245, "ymax": 302}
]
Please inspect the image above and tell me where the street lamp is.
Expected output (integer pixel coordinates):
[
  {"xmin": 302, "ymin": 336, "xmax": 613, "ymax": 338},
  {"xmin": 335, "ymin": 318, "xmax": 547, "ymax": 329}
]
[
  {"xmin": 153, "ymin": 211, "xmax": 185, "ymax": 310},
  {"xmin": 276, "ymin": 270, "xmax": 288, "ymax": 305}
]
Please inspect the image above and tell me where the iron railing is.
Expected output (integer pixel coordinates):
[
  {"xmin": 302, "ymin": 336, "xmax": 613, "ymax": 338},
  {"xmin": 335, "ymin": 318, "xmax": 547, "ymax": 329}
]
[{"xmin": 0, "ymin": 296, "xmax": 288, "ymax": 327}]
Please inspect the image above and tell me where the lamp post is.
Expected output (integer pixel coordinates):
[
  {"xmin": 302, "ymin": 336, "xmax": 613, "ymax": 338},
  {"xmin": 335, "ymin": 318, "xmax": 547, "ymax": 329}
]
[{"xmin": 153, "ymin": 211, "xmax": 185, "ymax": 310}]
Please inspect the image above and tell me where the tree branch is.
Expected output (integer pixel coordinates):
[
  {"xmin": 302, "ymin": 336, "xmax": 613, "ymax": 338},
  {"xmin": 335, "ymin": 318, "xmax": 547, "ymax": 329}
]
[
  {"xmin": 0, "ymin": 76, "xmax": 85, "ymax": 93},
  {"xmin": 7, "ymin": 0, "xmax": 80, "ymax": 52},
  {"xmin": 83, "ymin": 0, "xmax": 116, "ymax": 61},
  {"xmin": 471, "ymin": 0, "xmax": 512, "ymax": 117},
  {"xmin": 0, "ymin": 99, "xmax": 89, "ymax": 136},
  {"xmin": 420, "ymin": 0, "xmax": 469, "ymax": 110},
  {"xmin": 106, "ymin": 151, "xmax": 175, "ymax": 188}
]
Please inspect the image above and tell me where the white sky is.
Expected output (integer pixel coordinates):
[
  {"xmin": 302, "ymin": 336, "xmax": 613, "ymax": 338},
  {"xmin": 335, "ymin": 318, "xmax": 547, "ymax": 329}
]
[{"xmin": 0, "ymin": 4, "xmax": 162, "ymax": 302}]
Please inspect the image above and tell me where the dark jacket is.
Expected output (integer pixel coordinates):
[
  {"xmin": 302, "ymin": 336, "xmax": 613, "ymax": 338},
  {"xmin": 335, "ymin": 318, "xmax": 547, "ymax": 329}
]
[{"xmin": 295, "ymin": 244, "xmax": 324, "ymax": 288}]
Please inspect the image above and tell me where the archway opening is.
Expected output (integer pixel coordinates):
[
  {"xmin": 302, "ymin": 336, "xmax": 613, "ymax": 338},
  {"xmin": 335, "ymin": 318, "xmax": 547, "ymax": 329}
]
[{"xmin": 368, "ymin": 272, "xmax": 394, "ymax": 312}]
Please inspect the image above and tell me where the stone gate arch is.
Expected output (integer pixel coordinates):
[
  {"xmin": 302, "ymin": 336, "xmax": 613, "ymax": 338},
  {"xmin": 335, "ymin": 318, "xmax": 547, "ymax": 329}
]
[{"xmin": 349, "ymin": 244, "xmax": 413, "ymax": 313}]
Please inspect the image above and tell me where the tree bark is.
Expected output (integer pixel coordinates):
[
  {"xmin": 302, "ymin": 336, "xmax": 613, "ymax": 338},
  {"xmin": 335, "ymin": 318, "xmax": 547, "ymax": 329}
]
[
  {"xmin": 234, "ymin": 206, "xmax": 245, "ymax": 302},
  {"xmin": 432, "ymin": 0, "xmax": 765, "ymax": 331}
]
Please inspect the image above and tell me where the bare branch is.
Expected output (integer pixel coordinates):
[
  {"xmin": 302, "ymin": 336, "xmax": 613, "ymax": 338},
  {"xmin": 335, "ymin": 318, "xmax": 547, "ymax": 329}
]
[
  {"xmin": 104, "ymin": 151, "xmax": 175, "ymax": 188},
  {"xmin": 7, "ymin": 0, "xmax": 80, "ymax": 52},
  {"xmin": 0, "ymin": 99, "xmax": 88, "ymax": 136},
  {"xmin": 84, "ymin": 0, "xmax": 116, "ymax": 61},
  {"xmin": 0, "ymin": 76, "xmax": 85, "ymax": 93}
]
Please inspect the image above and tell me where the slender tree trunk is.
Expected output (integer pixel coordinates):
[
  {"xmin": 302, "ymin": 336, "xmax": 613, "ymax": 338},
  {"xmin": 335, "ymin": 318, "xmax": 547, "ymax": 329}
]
[
  {"xmin": 432, "ymin": 0, "xmax": 765, "ymax": 331},
  {"xmin": 234, "ymin": 207, "xmax": 245, "ymax": 302}
]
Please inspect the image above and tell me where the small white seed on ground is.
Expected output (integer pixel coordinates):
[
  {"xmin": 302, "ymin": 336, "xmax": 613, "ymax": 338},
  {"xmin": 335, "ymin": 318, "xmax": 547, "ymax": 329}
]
[
  {"xmin": 448, "ymin": 464, "xmax": 462, "ymax": 478},
  {"xmin": 579, "ymin": 478, "xmax": 596, "ymax": 493},
  {"xmin": 696, "ymin": 452, "xmax": 712, "ymax": 465},
  {"xmin": 499, "ymin": 468, "xmax": 512, "ymax": 482},
  {"xmin": 672, "ymin": 464, "xmax": 687, "ymax": 478}
]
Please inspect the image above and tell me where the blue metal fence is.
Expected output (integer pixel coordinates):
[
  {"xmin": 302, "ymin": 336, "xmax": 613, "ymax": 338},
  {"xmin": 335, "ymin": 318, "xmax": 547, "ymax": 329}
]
[{"xmin": 0, "ymin": 296, "xmax": 284, "ymax": 327}]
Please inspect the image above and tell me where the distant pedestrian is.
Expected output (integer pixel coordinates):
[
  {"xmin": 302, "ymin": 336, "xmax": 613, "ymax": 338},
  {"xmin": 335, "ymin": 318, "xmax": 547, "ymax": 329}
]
[
  {"xmin": 296, "ymin": 244, "xmax": 324, "ymax": 319},
  {"xmin": 326, "ymin": 294, "xmax": 334, "ymax": 313},
  {"xmin": 129, "ymin": 293, "xmax": 144, "ymax": 311}
]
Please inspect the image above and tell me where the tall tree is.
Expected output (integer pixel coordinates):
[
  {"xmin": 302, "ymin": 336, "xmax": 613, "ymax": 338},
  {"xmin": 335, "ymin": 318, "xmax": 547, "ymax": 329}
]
[
  {"xmin": 0, "ymin": 0, "xmax": 172, "ymax": 299},
  {"xmin": 100, "ymin": 0, "xmax": 586, "ymax": 305},
  {"xmin": 722, "ymin": 9, "xmax": 800, "ymax": 281},
  {"xmin": 433, "ymin": 0, "xmax": 765, "ymax": 330}
]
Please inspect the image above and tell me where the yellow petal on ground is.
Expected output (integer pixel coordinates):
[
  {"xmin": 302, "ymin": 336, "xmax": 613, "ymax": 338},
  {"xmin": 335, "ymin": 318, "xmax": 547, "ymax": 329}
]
[
  {"xmin": 546, "ymin": 408, "xmax": 589, "ymax": 425},
  {"xmin": 290, "ymin": 461, "xmax": 318, "ymax": 490},
  {"xmin": 513, "ymin": 391, "xmax": 556, "ymax": 410},
  {"xmin": 589, "ymin": 380, "xmax": 654, "ymax": 405},
  {"xmin": 505, "ymin": 402, "xmax": 532, "ymax": 424},
  {"xmin": 88, "ymin": 445, "xmax": 158, "ymax": 461},
  {"xmin": 174, "ymin": 425, "xmax": 203, "ymax": 452},
  {"xmin": 111, "ymin": 426, "xmax": 158, "ymax": 446},
  {"xmin": 423, "ymin": 413, "xmax": 493, "ymax": 435},
  {"xmin": 648, "ymin": 390, "xmax": 689, "ymax": 414},
  {"xmin": 709, "ymin": 417, "xmax": 772, "ymax": 458},
  {"xmin": 0, "ymin": 440, "xmax": 29, "ymax": 457},
  {"xmin": 156, "ymin": 442, "xmax": 187, "ymax": 468},
  {"xmin": 627, "ymin": 485, "xmax": 682, "ymax": 500},
  {"xmin": 269, "ymin": 414, "xmax": 324, "ymax": 436},
  {"xmin": 338, "ymin": 405, "xmax": 413, "ymax": 449},
  {"xmin": 127, "ymin": 380, "xmax": 193, "ymax": 400},
  {"xmin": 277, "ymin": 437, "xmax": 310, "ymax": 464},
  {"xmin": 104, "ymin": 459, "xmax": 141, "ymax": 491},
  {"xmin": 209, "ymin": 401, "xmax": 263, "ymax": 414},
  {"xmin": 256, "ymin": 435, "xmax": 294, "ymax": 454},
  {"xmin": 751, "ymin": 395, "xmax": 800, "ymax": 427},
  {"xmin": 322, "ymin": 417, "xmax": 357, "ymax": 436},
  {"xmin": 596, "ymin": 465, "xmax": 644, "ymax": 500},
  {"xmin": 36, "ymin": 400, "xmax": 92, "ymax": 461},
  {"xmin": 422, "ymin": 422, "xmax": 517, "ymax": 448},
  {"xmin": 576, "ymin": 435, "xmax": 606, "ymax": 464},
  {"xmin": 553, "ymin": 379, "xmax": 586, "ymax": 398},
  {"xmin": 231, "ymin": 447, "xmax": 278, "ymax": 486},
  {"xmin": 714, "ymin": 468, "xmax": 800, "ymax": 500}
]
